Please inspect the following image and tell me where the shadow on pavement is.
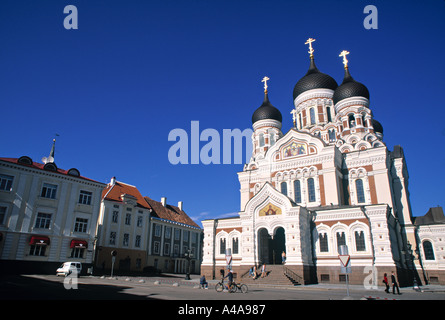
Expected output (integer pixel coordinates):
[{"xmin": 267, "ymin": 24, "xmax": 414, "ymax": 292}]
[{"xmin": 0, "ymin": 274, "xmax": 153, "ymax": 300}]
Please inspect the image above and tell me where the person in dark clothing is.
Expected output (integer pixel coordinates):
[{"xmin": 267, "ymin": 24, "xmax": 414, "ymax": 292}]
[
  {"xmin": 391, "ymin": 271, "xmax": 401, "ymax": 294},
  {"xmin": 224, "ymin": 269, "xmax": 234, "ymax": 290}
]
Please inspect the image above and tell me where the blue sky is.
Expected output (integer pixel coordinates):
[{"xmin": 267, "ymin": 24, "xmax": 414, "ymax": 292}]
[{"xmin": 1, "ymin": 0, "xmax": 444, "ymax": 226}]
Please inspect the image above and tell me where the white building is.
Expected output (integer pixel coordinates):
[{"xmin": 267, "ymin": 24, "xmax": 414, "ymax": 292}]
[
  {"xmin": 0, "ymin": 144, "xmax": 106, "ymax": 274},
  {"xmin": 201, "ymin": 41, "xmax": 444, "ymax": 286}
]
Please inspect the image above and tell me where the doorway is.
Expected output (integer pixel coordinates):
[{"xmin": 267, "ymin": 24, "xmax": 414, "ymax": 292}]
[{"xmin": 258, "ymin": 227, "xmax": 286, "ymax": 265}]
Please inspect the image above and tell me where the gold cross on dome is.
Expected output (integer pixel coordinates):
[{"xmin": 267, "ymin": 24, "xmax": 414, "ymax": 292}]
[
  {"xmin": 339, "ymin": 50, "xmax": 350, "ymax": 68},
  {"xmin": 261, "ymin": 76, "xmax": 270, "ymax": 93},
  {"xmin": 305, "ymin": 38, "xmax": 316, "ymax": 57}
]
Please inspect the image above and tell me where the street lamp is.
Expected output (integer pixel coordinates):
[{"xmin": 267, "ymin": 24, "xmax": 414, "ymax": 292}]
[{"xmin": 184, "ymin": 249, "xmax": 193, "ymax": 280}]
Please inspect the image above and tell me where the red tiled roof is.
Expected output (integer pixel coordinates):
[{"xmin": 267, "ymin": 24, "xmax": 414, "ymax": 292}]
[
  {"xmin": 102, "ymin": 181, "xmax": 151, "ymax": 210},
  {"xmin": 0, "ymin": 157, "xmax": 103, "ymax": 184},
  {"xmin": 144, "ymin": 196, "xmax": 200, "ymax": 228}
]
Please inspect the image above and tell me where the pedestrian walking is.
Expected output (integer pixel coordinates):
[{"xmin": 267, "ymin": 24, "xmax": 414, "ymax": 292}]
[
  {"xmin": 383, "ymin": 273, "xmax": 389, "ymax": 293},
  {"xmin": 281, "ymin": 251, "xmax": 286, "ymax": 264},
  {"xmin": 391, "ymin": 271, "xmax": 400, "ymax": 295}
]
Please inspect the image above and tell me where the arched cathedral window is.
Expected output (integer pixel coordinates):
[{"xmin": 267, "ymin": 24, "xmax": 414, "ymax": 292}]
[
  {"xmin": 355, "ymin": 230, "xmax": 366, "ymax": 251},
  {"xmin": 355, "ymin": 179, "xmax": 365, "ymax": 203},
  {"xmin": 336, "ymin": 231, "xmax": 346, "ymax": 253},
  {"xmin": 310, "ymin": 108, "xmax": 316, "ymax": 125},
  {"xmin": 348, "ymin": 114, "xmax": 356, "ymax": 128},
  {"xmin": 319, "ymin": 233, "xmax": 329, "ymax": 252},
  {"xmin": 232, "ymin": 237, "xmax": 239, "ymax": 255},
  {"xmin": 281, "ymin": 181, "xmax": 288, "ymax": 196},
  {"xmin": 307, "ymin": 178, "xmax": 315, "ymax": 202},
  {"xmin": 423, "ymin": 240, "xmax": 435, "ymax": 260},
  {"xmin": 259, "ymin": 133, "xmax": 265, "ymax": 147},
  {"xmin": 328, "ymin": 129, "xmax": 336, "ymax": 142},
  {"xmin": 219, "ymin": 238, "xmax": 226, "ymax": 255},
  {"xmin": 294, "ymin": 180, "xmax": 301, "ymax": 203}
]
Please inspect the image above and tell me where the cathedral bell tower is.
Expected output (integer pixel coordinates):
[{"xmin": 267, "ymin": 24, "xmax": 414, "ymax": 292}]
[
  {"xmin": 251, "ymin": 77, "xmax": 283, "ymax": 160},
  {"xmin": 333, "ymin": 50, "xmax": 384, "ymax": 151}
]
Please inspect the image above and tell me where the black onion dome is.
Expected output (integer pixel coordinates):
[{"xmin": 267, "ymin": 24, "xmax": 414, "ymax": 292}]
[
  {"xmin": 372, "ymin": 119, "xmax": 383, "ymax": 134},
  {"xmin": 252, "ymin": 92, "xmax": 282, "ymax": 124},
  {"xmin": 293, "ymin": 57, "xmax": 338, "ymax": 100},
  {"xmin": 333, "ymin": 67, "xmax": 370, "ymax": 105}
]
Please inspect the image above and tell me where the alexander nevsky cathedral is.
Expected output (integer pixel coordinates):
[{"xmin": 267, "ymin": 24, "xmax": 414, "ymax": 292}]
[{"xmin": 201, "ymin": 39, "xmax": 445, "ymax": 286}]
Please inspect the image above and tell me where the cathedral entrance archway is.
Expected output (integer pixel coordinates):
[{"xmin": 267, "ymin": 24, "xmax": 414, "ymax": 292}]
[{"xmin": 257, "ymin": 227, "xmax": 286, "ymax": 265}]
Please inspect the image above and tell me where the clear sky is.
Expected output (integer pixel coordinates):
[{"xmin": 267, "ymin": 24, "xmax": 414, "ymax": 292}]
[{"xmin": 1, "ymin": 0, "xmax": 444, "ymax": 226}]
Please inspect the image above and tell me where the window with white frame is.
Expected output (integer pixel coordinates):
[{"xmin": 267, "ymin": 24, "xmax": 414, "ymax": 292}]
[
  {"xmin": 135, "ymin": 235, "xmax": 141, "ymax": 248},
  {"xmin": 307, "ymin": 178, "xmax": 316, "ymax": 202},
  {"xmin": 29, "ymin": 244, "xmax": 46, "ymax": 256},
  {"xmin": 109, "ymin": 232, "xmax": 116, "ymax": 245},
  {"xmin": 125, "ymin": 213, "xmax": 131, "ymax": 225},
  {"xmin": 78, "ymin": 190, "xmax": 92, "ymax": 205},
  {"xmin": 154, "ymin": 224, "xmax": 161, "ymax": 237},
  {"xmin": 281, "ymin": 181, "xmax": 288, "ymax": 196},
  {"xmin": 232, "ymin": 237, "xmax": 239, "ymax": 254},
  {"xmin": 112, "ymin": 210, "xmax": 119, "ymax": 223},
  {"xmin": 74, "ymin": 217, "xmax": 88, "ymax": 233},
  {"xmin": 0, "ymin": 174, "xmax": 13, "ymax": 191},
  {"xmin": 355, "ymin": 179, "xmax": 366, "ymax": 204},
  {"xmin": 336, "ymin": 231, "xmax": 346, "ymax": 253},
  {"xmin": 41, "ymin": 183, "xmax": 57, "ymax": 199},
  {"xmin": 219, "ymin": 238, "xmax": 226, "ymax": 254},
  {"xmin": 319, "ymin": 232, "xmax": 329, "ymax": 252},
  {"xmin": 35, "ymin": 212, "xmax": 52, "ymax": 229},
  {"xmin": 137, "ymin": 215, "xmax": 143, "ymax": 227},
  {"xmin": 354, "ymin": 230, "xmax": 366, "ymax": 251},
  {"xmin": 123, "ymin": 233, "xmax": 129, "ymax": 246},
  {"xmin": 294, "ymin": 180, "xmax": 301, "ymax": 203}
]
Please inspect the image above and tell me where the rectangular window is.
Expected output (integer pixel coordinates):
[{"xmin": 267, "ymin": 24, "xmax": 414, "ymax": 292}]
[
  {"xmin": 0, "ymin": 174, "xmax": 13, "ymax": 191},
  {"xmin": 29, "ymin": 245, "xmax": 46, "ymax": 256},
  {"xmin": 164, "ymin": 243, "xmax": 170, "ymax": 255},
  {"xmin": 35, "ymin": 213, "xmax": 52, "ymax": 229},
  {"xmin": 135, "ymin": 235, "xmax": 141, "ymax": 248},
  {"xmin": 74, "ymin": 218, "xmax": 88, "ymax": 233},
  {"xmin": 125, "ymin": 213, "xmax": 131, "ymax": 225},
  {"xmin": 137, "ymin": 215, "xmax": 143, "ymax": 227},
  {"xmin": 123, "ymin": 233, "xmax": 129, "ymax": 246},
  {"xmin": 71, "ymin": 247, "xmax": 85, "ymax": 258},
  {"xmin": 40, "ymin": 183, "xmax": 57, "ymax": 199},
  {"xmin": 154, "ymin": 225, "xmax": 161, "ymax": 237},
  {"xmin": 0, "ymin": 206, "xmax": 7, "ymax": 225},
  {"xmin": 175, "ymin": 229, "xmax": 180, "ymax": 241},
  {"xmin": 41, "ymin": 183, "xmax": 57, "ymax": 199},
  {"xmin": 112, "ymin": 211, "xmax": 119, "ymax": 223},
  {"xmin": 109, "ymin": 232, "xmax": 116, "ymax": 245},
  {"xmin": 153, "ymin": 241, "xmax": 160, "ymax": 254},
  {"xmin": 307, "ymin": 178, "xmax": 316, "ymax": 202},
  {"xmin": 78, "ymin": 190, "xmax": 92, "ymax": 205},
  {"xmin": 165, "ymin": 227, "xmax": 171, "ymax": 239}
]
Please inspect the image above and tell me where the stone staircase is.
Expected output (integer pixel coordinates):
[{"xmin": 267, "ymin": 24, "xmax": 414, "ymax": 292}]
[{"xmin": 240, "ymin": 265, "xmax": 302, "ymax": 286}]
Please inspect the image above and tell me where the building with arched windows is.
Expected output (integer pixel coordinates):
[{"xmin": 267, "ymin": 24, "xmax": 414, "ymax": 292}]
[{"xmin": 201, "ymin": 41, "xmax": 445, "ymax": 286}]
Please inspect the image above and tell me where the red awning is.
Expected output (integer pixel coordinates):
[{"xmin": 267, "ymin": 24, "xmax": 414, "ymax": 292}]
[
  {"xmin": 29, "ymin": 236, "xmax": 50, "ymax": 245},
  {"xmin": 70, "ymin": 239, "xmax": 88, "ymax": 249}
]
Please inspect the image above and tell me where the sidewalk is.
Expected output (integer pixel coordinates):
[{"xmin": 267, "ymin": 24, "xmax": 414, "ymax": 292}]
[{"xmin": 95, "ymin": 272, "xmax": 445, "ymax": 293}]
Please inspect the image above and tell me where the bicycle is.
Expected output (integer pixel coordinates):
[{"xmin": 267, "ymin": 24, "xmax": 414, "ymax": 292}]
[{"xmin": 230, "ymin": 281, "xmax": 248, "ymax": 293}]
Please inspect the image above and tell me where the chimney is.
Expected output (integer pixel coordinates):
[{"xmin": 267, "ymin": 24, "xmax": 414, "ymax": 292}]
[
  {"xmin": 178, "ymin": 201, "xmax": 183, "ymax": 211},
  {"xmin": 161, "ymin": 197, "xmax": 167, "ymax": 207},
  {"xmin": 110, "ymin": 176, "xmax": 116, "ymax": 185}
]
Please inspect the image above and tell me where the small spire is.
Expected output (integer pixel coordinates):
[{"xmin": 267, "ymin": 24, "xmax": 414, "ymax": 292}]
[
  {"xmin": 305, "ymin": 38, "xmax": 316, "ymax": 58},
  {"xmin": 42, "ymin": 134, "xmax": 59, "ymax": 164},
  {"xmin": 339, "ymin": 50, "xmax": 350, "ymax": 69},
  {"xmin": 261, "ymin": 76, "xmax": 270, "ymax": 93}
]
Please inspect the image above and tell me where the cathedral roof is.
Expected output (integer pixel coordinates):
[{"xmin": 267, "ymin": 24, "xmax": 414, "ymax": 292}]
[
  {"xmin": 333, "ymin": 67, "xmax": 369, "ymax": 105},
  {"xmin": 252, "ymin": 92, "xmax": 282, "ymax": 124},
  {"xmin": 293, "ymin": 57, "xmax": 338, "ymax": 101}
]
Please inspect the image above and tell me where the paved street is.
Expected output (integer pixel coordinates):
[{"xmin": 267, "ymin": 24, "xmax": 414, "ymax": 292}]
[{"xmin": 1, "ymin": 273, "xmax": 444, "ymax": 301}]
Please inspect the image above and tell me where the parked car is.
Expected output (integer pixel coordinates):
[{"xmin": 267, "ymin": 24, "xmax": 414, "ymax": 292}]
[{"xmin": 56, "ymin": 262, "xmax": 82, "ymax": 277}]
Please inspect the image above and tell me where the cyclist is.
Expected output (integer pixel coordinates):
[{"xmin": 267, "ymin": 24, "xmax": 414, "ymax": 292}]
[{"xmin": 224, "ymin": 269, "xmax": 234, "ymax": 291}]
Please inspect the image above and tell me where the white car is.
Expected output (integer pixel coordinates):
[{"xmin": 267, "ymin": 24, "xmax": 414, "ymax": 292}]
[{"xmin": 56, "ymin": 262, "xmax": 82, "ymax": 277}]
